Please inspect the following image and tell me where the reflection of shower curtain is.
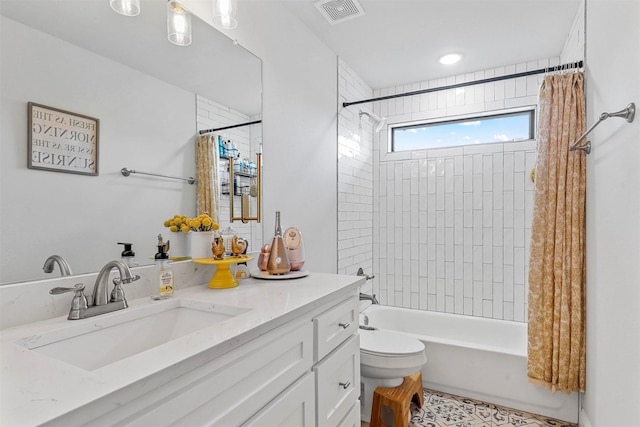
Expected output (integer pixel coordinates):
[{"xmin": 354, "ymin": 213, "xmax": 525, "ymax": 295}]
[
  {"xmin": 196, "ymin": 134, "xmax": 220, "ymax": 223},
  {"xmin": 527, "ymin": 71, "xmax": 586, "ymax": 393}
]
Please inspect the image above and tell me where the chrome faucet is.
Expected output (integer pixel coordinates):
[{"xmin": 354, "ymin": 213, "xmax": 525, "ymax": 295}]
[
  {"xmin": 359, "ymin": 292, "xmax": 379, "ymax": 304},
  {"xmin": 92, "ymin": 260, "xmax": 138, "ymax": 306},
  {"xmin": 43, "ymin": 255, "xmax": 73, "ymax": 276},
  {"xmin": 50, "ymin": 260, "xmax": 140, "ymax": 320}
]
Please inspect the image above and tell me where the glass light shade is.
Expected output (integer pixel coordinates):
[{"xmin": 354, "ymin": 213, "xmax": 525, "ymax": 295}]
[
  {"xmin": 110, "ymin": 0, "xmax": 140, "ymax": 16},
  {"xmin": 167, "ymin": 1, "xmax": 192, "ymax": 46},
  {"xmin": 213, "ymin": 0, "xmax": 238, "ymax": 29}
]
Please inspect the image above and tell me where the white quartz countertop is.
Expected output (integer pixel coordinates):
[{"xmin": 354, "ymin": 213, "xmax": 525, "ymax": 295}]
[{"xmin": 0, "ymin": 272, "xmax": 363, "ymax": 426}]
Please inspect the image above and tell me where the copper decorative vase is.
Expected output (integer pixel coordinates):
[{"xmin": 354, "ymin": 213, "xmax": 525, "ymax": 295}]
[{"xmin": 266, "ymin": 211, "xmax": 290, "ymax": 275}]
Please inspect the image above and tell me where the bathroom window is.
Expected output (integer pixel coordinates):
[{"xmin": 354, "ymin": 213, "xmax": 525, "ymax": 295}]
[{"xmin": 390, "ymin": 108, "xmax": 535, "ymax": 152}]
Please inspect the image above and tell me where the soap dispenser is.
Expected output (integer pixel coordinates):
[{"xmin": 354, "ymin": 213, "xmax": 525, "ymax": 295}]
[
  {"xmin": 117, "ymin": 242, "xmax": 138, "ymax": 267},
  {"xmin": 152, "ymin": 234, "xmax": 174, "ymax": 300}
]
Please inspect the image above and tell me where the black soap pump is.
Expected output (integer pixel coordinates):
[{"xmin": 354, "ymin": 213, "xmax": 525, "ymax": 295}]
[{"xmin": 118, "ymin": 242, "xmax": 137, "ymax": 267}]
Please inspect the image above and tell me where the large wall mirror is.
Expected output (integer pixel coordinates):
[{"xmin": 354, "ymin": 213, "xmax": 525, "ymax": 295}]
[{"xmin": 0, "ymin": 0, "xmax": 262, "ymax": 284}]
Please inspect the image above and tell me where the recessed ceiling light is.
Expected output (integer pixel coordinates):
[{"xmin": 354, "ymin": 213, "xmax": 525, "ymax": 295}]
[{"xmin": 439, "ymin": 53, "xmax": 462, "ymax": 65}]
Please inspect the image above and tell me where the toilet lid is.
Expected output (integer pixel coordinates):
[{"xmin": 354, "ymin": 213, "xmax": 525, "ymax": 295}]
[{"xmin": 360, "ymin": 329, "xmax": 425, "ymax": 356}]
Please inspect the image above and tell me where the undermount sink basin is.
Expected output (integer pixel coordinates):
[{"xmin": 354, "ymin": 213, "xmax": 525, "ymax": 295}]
[{"xmin": 15, "ymin": 298, "xmax": 251, "ymax": 371}]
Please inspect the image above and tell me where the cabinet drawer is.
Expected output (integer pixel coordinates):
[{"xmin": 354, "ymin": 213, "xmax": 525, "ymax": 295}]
[
  {"xmin": 314, "ymin": 334, "xmax": 360, "ymax": 427},
  {"xmin": 242, "ymin": 372, "xmax": 315, "ymax": 427},
  {"xmin": 314, "ymin": 296, "xmax": 358, "ymax": 361}
]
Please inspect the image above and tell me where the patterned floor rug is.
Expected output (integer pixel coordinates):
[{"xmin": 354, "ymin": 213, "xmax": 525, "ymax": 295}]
[{"xmin": 408, "ymin": 389, "xmax": 577, "ymax": 427}]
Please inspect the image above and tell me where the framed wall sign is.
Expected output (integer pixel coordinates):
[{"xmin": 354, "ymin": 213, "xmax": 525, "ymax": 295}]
[{"xmin": 28, "ymin": 102, "xmax": 99, "ymax": 176}]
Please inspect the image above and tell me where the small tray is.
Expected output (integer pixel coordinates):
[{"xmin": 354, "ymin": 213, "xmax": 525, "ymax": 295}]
[{"xmin": 250, "ymin": 270, "xmax": 309, "ymax": 280}]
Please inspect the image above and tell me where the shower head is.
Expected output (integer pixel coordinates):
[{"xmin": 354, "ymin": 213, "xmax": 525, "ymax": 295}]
[{"xmin": 359, "ymin": 110, "xmax": 387, "ymax": 132}]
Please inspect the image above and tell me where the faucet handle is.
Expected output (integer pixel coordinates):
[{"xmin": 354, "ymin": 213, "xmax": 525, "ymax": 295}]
[
  {"xmin": 111, "ymin": 274, "xmax": 139, "ymax": 304},
  {"xmin": 356, "ymin": 268, "xmax": 375, "ymax": 281},
  {"xmin": 50, "ymin": 283, "xmax": 85, "ymax": 295},
  {"xmin": 50, "ymin": 284, "xmax": 88, "ymax": 320}
]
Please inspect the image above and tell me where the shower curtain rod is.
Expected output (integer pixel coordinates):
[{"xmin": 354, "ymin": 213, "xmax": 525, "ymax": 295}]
[
  {"xmin": 199, "ymin": 120, "xmax": 262, "ymax": 135},
  {"xmin": 342, "ymin": 60, "xmax": 584, "ymax": 108}
]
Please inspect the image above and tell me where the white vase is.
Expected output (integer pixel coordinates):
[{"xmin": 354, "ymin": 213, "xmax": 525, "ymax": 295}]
[
  {"xmin": 167, "ymin": 231, "xmax": 188, "ymax": 259},
  {"xmin": 188, "ymin": 231, "xmax": 215, "ymax": 259}
]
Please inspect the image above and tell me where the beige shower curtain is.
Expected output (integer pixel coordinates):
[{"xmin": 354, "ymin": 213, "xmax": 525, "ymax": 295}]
[
  {"xmin": 527, "ymin": 71, "xmax": 586, "ymax": 393},
  {"xmin": 195, "ymin": 134, "xmax": 220, "ymax": 223}
]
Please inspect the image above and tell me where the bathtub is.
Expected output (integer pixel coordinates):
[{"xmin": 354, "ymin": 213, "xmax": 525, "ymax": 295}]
[{"xmin": 361, "ymin": 304, "xmax": 579, "ymax": 423}]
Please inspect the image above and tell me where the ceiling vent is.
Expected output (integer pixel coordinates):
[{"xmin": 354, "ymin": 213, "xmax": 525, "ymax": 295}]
[{"xmin": 314, "ymin": 0, "xmax": 365, "ymax": 25}]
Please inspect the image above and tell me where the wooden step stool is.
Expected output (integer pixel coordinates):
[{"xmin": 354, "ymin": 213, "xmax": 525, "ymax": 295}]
[{"xmin": 369, "ymin": 372, "xmax": 423, "ymax": 427}]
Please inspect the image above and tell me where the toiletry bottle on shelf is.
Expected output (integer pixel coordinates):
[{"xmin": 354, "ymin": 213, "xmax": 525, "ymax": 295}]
[
  {"xmin": 152, "ymin": 234, "xmax": 174, "ymax": 300},
  {"xmin": 217, "ymin": 135, "xmax": 224, "ymax": 157},
  {"xmin": 117, "ymin": 242, "xmax": 138, "ymax": 267},
  {"xmin": 267, "ymin": 211, "xmax": 290, "ymax": 275}
]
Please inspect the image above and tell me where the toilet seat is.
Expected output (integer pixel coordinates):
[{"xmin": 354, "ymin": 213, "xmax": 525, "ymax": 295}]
[
  {"xmin": 360, "ymin": 329, "xmax": 427, "ymax": 370},
  {"xmin": 360, "ymin": 329, "xmax": 424, "ymax": 355}
]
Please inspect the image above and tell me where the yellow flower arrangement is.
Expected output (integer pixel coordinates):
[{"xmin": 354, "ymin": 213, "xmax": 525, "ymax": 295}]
[{"xmin": 164, "ymin": 213, "xmax": 219, "ymax": 233}]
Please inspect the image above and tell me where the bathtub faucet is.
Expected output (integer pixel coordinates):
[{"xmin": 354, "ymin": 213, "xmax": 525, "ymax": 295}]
[
  {"xmin": 359, "ymin": 292, "xmax": 379, "ymax": 304},
  {"xmin": 357, "ymin": 267, "xmax": 375, "ymax": 281}
]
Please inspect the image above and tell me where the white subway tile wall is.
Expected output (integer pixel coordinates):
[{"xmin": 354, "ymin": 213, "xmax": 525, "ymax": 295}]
[
  {"xmin": 196, "ymin": 95, "xmax": 263, "ymax": 253},
  {"xmin": 339, "ymin": 57, "xmax": 559, "ymax": 322},
  {"xmin": 337, "ymin": 58, "xmax": 375, "ymax": 295}
]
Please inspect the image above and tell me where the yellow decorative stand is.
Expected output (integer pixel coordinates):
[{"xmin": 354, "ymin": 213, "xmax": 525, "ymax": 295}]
[{"xmin": 193, "ymin": 256, "xmax": 252, "ymax": 289}]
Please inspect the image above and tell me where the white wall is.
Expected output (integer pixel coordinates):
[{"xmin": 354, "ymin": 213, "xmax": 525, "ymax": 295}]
[
  {"xmin": 187, "ymin": 1, "xmax": 340, "ymax": 273},
  {"xmin": 582, "ymin": 1, "xmax": 640, "ymax": 425},
  {"xmin": 0, "ymin": 16, "xmax": 197, "ymax": 282}
]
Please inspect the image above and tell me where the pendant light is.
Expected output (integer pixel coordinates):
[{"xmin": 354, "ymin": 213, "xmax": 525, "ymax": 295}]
[
  {"xmin": 167, "ymin": 0, "xmax": 192, "ymax": 46},
  {"xmin": 110, "ymin": 0, "xmax": 140, "ymax": 16},
  {"xmin": 213, "ymin": 0, "xmax": 238, "ymax": 29}
]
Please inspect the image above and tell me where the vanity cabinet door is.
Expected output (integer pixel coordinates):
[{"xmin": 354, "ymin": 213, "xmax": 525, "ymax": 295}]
[
  {"xmin": 314, "ymin": 296, "xmax": 358, "ymax": 362},
  {"xmin": 314, "ymin": 334, "xmax": 360, "ymax": 427},
  {"xmin": 242, "ymin": 372, "xmax": 315, "ymax": 427},
  {"xmin": 336, "ymin": 401, "xmax": 361, "ymax": 427}
]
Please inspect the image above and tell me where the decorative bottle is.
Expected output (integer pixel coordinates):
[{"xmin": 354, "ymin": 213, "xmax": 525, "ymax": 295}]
[
  {"xmin": 152, "ymin": 234, "xmax": 174, "ymax": 299},
  {"xmin": 267, "ymin": 211, "xmax": 290, "ymax": 275}
]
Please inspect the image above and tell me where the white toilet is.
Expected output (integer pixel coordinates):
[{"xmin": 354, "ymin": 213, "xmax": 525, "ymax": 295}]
[{"xmin": 359, "ymin": 327, "xmax": 427, "ymax": 423}]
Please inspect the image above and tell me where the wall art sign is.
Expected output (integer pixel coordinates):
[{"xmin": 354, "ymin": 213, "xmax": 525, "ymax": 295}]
[{"xmin": 28, "ymin": 102, "xmax": 99, "ymax": 176}]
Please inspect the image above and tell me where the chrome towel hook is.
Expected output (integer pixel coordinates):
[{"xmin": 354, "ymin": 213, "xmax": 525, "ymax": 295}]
[{"xmin": 570, "ymin": 102, "xmax": 636, "ymax": 154}]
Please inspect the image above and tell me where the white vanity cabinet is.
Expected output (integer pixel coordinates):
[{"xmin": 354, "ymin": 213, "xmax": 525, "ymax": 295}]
[
  {"xmin": 243, "ymin": 372, "xmax": 316, "ymax": 426},
  {"xmin": 313, "ymin": 296, "xmax": 360, "ymax": 427},
  {"xmin": 245, "ymin": 294, "xmax": 360, "ymax": 427},
  {"xmin": 48, "ymin": 315, "xmax": 314, "ymax": 427},
  {"xmin": 40, "ymin": 287, "xmax": 360, "ymax": 427}
]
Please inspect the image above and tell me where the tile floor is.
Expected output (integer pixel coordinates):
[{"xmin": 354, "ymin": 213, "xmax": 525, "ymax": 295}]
[{"xmin": 362, "ymin": 388, "xmax": 577, "ymax": 427}]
